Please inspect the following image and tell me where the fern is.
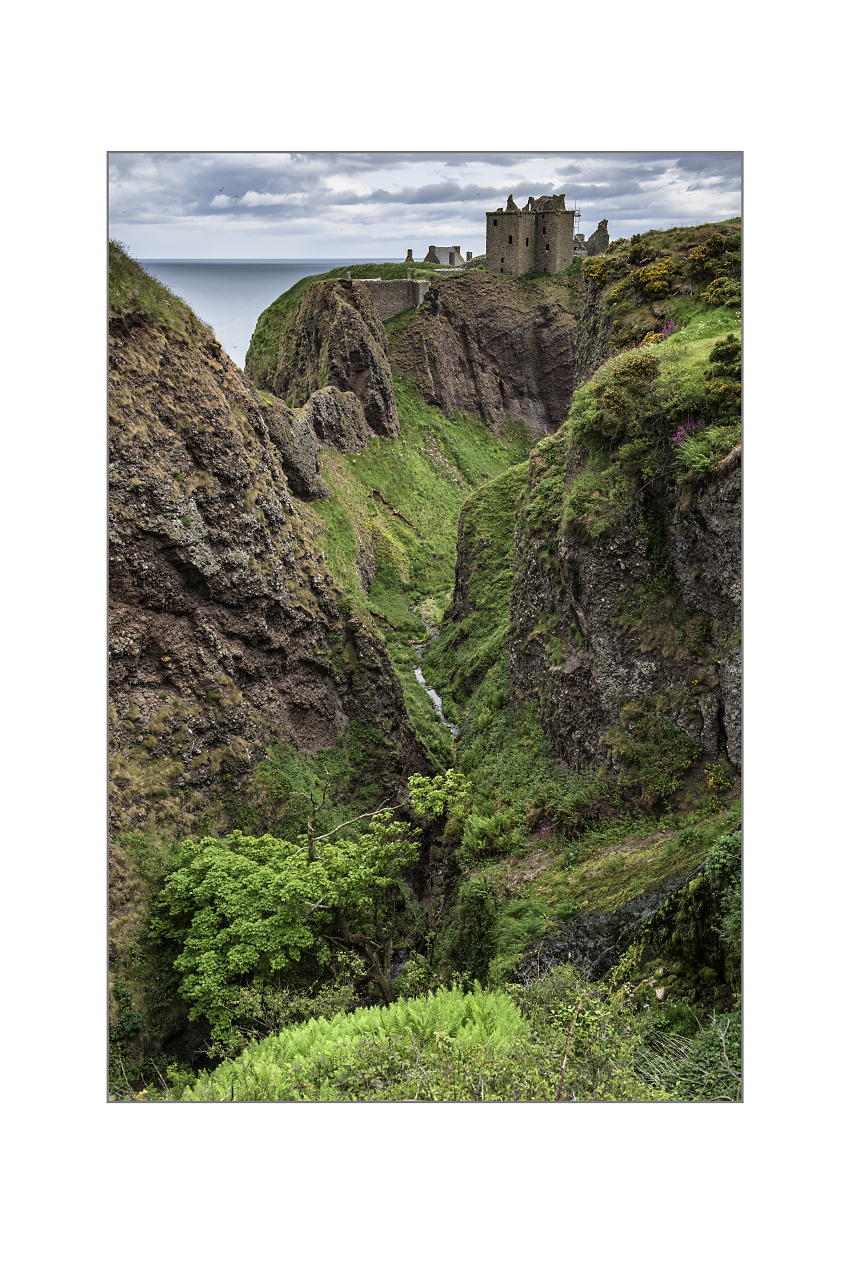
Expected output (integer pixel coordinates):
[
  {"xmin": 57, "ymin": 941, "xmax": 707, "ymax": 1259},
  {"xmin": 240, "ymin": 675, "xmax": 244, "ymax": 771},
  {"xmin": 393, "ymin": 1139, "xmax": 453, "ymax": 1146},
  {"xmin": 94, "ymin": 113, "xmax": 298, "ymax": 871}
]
[{"xmin": 182, "ymin": 985, "xmax": 527, "ymax": 1101}]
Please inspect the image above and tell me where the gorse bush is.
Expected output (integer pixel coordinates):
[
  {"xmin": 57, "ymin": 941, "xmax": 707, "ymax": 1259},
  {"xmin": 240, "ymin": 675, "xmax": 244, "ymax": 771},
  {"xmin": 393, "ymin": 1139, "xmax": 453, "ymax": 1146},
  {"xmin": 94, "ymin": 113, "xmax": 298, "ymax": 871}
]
[
  {"xmin": 701, "ymin": 277, "xmax": 742, "ymax": 307},
  {"xmin": 609, "ymin": 257, "xmax": 677, "ymax": 303},
  {"xmin": 582, "ymin": 256, "xmax": 607, "ymax": 288},
  {"xmin": 567, "ymin": 348, "xmax": 662, "ymax": 455}
]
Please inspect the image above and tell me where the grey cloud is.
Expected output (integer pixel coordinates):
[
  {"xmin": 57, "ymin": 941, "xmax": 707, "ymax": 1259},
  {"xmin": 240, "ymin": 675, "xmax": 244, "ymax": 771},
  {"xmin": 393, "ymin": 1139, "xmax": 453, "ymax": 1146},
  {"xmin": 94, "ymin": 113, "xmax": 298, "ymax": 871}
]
[
  {"xmin": 109, "ymin": 151, "xmax": 740, "ymax": 251},
  {"xmin": 355, "ymin": 181, "xmax": 558, "ymax": 205},
  {"xmin": 555, "ymin": 164, "xmax": 667, "ymax": 182}
]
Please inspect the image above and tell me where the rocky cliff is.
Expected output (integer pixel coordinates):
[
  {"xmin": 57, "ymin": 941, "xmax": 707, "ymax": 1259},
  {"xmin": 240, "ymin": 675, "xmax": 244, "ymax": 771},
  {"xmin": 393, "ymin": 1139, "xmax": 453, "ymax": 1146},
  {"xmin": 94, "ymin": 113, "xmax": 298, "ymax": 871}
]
[
  {"xmin": 510, "ymin": 457, "xmax": 741, "ymax": 786},
  {"xmin": 388, "ymin": 271, "xmax": 580, "ymax": 436},
  {"xmin": 246, "ymin": 278, "xmax": 399, "ymax": 437},
  {"xmin": 108, "ymin": 248, "xmax": 426, "ymax": 841}
]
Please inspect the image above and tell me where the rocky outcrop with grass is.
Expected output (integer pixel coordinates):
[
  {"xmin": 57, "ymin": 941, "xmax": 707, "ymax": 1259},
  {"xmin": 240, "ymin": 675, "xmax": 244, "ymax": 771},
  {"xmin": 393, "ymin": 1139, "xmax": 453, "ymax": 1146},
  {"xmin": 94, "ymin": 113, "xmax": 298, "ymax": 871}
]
[
  {"xmin": 509, "ymin": 463, "xmax": 742, "ymax": 784},
  {"xmin": 246, "ymin": 278, "xmax": 399, "ymax": 437},
  {"xmin": 108, "ymin": 245, "xmax": 426, "ymax": 844},
  {"xmin": 507, "ymin": 231, "xmax": 742, "ymax": 805},
  {"xmin": 387, "ymin": 271, "xmax": 580, "ymax": 436}
]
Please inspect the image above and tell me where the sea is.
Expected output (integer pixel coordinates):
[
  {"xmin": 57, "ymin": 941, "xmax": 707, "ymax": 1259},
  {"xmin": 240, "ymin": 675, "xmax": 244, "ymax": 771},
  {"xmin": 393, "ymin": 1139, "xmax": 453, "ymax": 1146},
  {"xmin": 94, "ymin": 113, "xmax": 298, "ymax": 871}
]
[{"xmin": 139, "ymin": 259, "xmax": 402, "ymax": 370}]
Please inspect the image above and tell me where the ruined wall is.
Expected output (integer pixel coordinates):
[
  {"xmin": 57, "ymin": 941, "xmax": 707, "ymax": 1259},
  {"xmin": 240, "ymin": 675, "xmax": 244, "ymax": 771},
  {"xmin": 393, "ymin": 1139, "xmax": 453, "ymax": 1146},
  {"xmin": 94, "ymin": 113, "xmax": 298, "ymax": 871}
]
[
  {"xmin": 360, "ymin": 278, "xmax": 430, "ymax": 320},
  {"xmin": 431, "ymin": 246, "xmax": 463, "ymax": 265},
  {"xmin": 585, "ymin": 219, "xmax": 610, "ymax": 256}
]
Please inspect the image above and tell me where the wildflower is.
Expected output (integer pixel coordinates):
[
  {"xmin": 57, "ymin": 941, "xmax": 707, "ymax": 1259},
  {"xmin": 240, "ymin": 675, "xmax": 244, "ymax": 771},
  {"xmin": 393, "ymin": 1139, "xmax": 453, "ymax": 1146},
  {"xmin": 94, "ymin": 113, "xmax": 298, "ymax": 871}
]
[{"xmin": 668, "ymin": 418, "xmax": 706, "ymax": 447}]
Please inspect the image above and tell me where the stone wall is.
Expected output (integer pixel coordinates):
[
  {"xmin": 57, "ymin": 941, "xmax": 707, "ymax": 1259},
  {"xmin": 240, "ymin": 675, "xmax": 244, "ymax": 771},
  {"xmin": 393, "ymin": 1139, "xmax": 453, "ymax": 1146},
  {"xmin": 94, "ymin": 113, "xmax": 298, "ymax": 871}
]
[{"xmin": 359, "ymin": 278, "xmax": 430, "ymax": 320}]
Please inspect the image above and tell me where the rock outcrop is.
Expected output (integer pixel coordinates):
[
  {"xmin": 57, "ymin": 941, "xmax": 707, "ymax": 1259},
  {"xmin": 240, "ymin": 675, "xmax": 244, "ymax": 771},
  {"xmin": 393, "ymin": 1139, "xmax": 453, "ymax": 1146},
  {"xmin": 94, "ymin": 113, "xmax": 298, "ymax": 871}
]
[
  {"xmin": 509, "ymin": 456, "xmax": 741, "ymax": 783},
  {"xmin": 573, "ymin": 277, "xmax": 614, "ymax": 387},
  {"xmin": 108, "ymin": 296, "xmax": 425, "ymax": 837},
  {"xmin": 247, "ymin": 279, "xmax": 399, "ymax": 437},
  {"xmin": 388, "ymin": 272, "xmax": 579, "ymax": 436}
]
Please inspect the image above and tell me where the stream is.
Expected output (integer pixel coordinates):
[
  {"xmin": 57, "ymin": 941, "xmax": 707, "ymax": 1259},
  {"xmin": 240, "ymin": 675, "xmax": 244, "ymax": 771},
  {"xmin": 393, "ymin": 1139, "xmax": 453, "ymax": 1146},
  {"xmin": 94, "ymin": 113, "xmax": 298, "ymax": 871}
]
[{"xmin": 413, "ymin": 642, "xmax": 459, "ymax": 737}]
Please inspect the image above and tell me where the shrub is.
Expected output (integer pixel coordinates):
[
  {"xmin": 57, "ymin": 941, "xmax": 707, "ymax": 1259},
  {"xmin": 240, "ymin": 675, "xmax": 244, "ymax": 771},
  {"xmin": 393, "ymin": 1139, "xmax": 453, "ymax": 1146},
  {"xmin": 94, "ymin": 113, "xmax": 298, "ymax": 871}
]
[
  {"xmin": 706, "ymin": 830, "xmax": 742, "ymax": 971},
  {"xmin": 701, "ymin": 276, "xmax": 742, "ymax": 307},
  {"xmin": 610, "ymin": 257, "xmax": 677, "ymax": 303},
  {"xmin": 675, "ymin": 423, "xmax": 740, "ymax": 475},
  {"xmin": 635, "ymin": 1013, "xmax": 741, "ymax": 1100},
  {"xmin": 582, "ymin": 257, "xmax": 607, "ymax": 288},
  {"xmin": 603, "ymin": 698, "xmax": 702, "ymax": 806},
  {"xmin": 707, "ymin": 333, "xmax": 741, "ymax": 380},
  {"xmin": 666, "ymin": 1013, "xmax": 741, "ymax": 1100},
  {"xmin": 570, "ymin": 349, "xmax": 661, "ymax": 450},
  {"xmin": 437, "ymin": 875, "xmax": 498, "ymax": 983}
]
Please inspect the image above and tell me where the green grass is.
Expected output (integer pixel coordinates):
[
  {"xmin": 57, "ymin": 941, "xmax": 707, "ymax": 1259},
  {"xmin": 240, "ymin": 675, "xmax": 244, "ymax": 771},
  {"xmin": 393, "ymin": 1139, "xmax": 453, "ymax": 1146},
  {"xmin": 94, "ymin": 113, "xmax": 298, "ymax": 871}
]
[
  {"xmin": 108, "ymin": 239, "xmax": 214, "ymax": 343},
  {"xmin": 422, "ymin": 462, "xmax": 528, "ymax": 704},
  {"xmin": 311, "ymin": 378, "xmax": 532, "ymax": 767}
]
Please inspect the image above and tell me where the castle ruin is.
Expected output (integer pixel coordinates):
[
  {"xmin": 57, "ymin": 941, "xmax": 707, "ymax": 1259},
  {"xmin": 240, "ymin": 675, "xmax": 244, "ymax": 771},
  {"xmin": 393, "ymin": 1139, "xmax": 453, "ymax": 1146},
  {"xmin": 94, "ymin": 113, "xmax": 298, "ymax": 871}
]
[
  {"xmin": 424, "ymin": 245, "xmax": 465, "ymax": 266},
  {"xmin": 485, "ymin": 194, "xmax": 577, "ymax": 275}
]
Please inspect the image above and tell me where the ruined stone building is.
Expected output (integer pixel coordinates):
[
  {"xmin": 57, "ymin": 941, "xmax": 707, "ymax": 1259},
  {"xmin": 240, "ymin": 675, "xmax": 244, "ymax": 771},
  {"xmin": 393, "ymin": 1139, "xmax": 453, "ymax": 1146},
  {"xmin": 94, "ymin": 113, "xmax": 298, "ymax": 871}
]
[
  {"xmin": 485, "ymin": 194, "xmax": 577, "ymax": 274},
  {"xmin": 424, "ymin": 245, "xmax": 465, "ymax": 265},
  {"xmin": 572, "ymin": 218, "xmax": 610, "ymax": 261}
]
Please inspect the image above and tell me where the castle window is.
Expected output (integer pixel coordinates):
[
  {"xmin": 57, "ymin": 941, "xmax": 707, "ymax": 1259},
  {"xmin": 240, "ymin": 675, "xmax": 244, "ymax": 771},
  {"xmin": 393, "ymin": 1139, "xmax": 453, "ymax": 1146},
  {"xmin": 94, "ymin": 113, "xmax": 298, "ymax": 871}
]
[
  {"xmin": 508, "ymin": 235, "xmax": 513, "ymax": 244},
  {"xmin": 493, "ymin": 219, "xmax": 498, "ymax": 226},
  {"xmin": 526, "ymin": 238, "xmax": 529, "ymax": 247},
  {"xmin": 546, "ymin": 244, "xmax": 549, "ymax": 250},
  {"xmin": 501, "ymin": 258, "xmax": 504, "ymax": 263}
]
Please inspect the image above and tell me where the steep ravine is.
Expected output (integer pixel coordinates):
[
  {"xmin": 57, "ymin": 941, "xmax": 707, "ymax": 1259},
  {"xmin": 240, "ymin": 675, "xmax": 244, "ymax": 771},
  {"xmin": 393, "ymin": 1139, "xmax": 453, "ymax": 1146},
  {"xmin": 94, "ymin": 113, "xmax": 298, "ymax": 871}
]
[{"xmin": 109, "ymin": 231, "xmax": 742, "ymax": 1096}]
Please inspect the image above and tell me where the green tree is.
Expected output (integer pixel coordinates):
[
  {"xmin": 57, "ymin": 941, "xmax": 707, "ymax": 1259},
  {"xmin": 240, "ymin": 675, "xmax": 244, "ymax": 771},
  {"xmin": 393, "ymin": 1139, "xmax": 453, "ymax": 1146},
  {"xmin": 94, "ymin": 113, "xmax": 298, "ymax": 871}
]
[{"xmin": 150, "ymin": 771, "xmax": 471, "ymax": 1032}]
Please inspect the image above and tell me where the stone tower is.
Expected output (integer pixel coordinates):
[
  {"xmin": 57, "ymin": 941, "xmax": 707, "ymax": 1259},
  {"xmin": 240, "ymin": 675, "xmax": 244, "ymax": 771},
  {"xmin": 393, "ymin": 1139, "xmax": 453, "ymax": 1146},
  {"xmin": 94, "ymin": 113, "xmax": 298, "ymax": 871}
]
[{"xmin": 485, "ymin": 194, "xmax": 577, "ymax": 275}]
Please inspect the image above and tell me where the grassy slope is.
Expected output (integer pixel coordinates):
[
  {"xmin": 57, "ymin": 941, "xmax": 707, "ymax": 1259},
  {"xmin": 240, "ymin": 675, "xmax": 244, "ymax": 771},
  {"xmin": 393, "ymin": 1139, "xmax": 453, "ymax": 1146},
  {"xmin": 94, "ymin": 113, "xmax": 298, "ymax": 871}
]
[{"xmin": 311, "ymin": 375, "xmax": 532, "ymax": 770}]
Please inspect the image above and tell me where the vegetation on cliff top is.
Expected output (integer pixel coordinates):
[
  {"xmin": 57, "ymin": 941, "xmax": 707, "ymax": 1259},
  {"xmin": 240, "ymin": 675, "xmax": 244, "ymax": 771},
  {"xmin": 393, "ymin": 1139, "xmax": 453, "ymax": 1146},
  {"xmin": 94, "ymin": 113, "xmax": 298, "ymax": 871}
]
[
  {"xmin": 245, "ymin": 260, "xmax": 451, "ymax": 386},
  {"xmin": 109, "ymin": 239, "xmax": 215, "ymax": 343}
]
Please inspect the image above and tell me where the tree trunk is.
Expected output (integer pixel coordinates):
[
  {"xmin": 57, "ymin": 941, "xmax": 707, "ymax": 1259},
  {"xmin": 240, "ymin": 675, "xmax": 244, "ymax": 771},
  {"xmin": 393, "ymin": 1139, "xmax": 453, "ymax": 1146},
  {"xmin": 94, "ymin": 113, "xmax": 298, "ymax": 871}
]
[
  {"xmin": 352, "ymin": 930, "xmax": 396, "ymax": 1005},
  {"xmin": 334, "ymin": 905, "xmax": 396, "ymax": 1005}
]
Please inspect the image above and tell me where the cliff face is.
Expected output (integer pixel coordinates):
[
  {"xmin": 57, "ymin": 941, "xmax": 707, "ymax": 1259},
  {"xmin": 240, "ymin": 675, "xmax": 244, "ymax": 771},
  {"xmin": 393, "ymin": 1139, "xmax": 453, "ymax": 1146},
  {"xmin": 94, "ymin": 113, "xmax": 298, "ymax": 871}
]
[
  {"xmin": 247, "ymin": 279, "xmax": 399, "ymax": 438},
  {"xmin": 108, "ymin": 294, "xmax": 425, "ymax": 837},
  {"xmin": 509, "ymin": 455, "xmax": 741, "ymax": 792},
  {"xmin": 573, "ymin": 277, "xmax": 614, "ymax": 388},
  {"xmin": 388, "ymin": 272, "xmax": 579, "ymax": 436}
]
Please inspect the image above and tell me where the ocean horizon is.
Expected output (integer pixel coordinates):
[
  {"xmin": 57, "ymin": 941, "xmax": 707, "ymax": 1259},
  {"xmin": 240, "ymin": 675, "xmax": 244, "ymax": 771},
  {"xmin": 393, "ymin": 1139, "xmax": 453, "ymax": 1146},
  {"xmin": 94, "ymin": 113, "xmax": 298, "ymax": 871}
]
[{"xmin": 139, "ymin": 258, "xmax": 402, "ymax": 369}]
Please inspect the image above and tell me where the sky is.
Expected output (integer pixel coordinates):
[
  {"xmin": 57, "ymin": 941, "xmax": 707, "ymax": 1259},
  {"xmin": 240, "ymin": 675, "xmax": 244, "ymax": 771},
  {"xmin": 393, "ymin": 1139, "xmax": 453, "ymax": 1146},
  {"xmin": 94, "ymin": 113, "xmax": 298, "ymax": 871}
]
[{"xmin": 108, "ymin": 151, "xmax": 742, "ymax": 259}]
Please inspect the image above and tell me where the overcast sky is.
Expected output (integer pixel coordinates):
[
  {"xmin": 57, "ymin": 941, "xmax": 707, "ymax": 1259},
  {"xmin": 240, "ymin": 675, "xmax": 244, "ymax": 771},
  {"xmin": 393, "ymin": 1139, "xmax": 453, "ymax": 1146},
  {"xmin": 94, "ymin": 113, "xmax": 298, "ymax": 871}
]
[{"xmin": 109, "ymin": 151, "xmax": 741, "ymax": 259}]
